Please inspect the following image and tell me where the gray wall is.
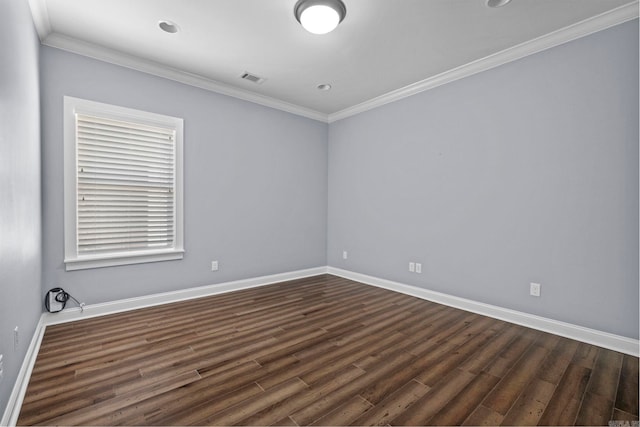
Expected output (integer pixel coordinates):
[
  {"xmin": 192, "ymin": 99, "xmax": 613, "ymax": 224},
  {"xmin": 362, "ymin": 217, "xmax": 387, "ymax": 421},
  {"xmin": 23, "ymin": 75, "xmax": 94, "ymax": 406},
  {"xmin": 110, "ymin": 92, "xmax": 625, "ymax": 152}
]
[
  {"xmin": 328, "ymin": 19, "xmax": 639, "ymax": 339},
  {"xmin": 0, "ymin": 0, "xmax": 43, "ymax": 416},
  {"xmin": 41, "ymin": 47, "xmax": 328, "ymax": 305},
  {"xmin": 7, "ymin": 16, "xmax": 638, "ymax": 421}
]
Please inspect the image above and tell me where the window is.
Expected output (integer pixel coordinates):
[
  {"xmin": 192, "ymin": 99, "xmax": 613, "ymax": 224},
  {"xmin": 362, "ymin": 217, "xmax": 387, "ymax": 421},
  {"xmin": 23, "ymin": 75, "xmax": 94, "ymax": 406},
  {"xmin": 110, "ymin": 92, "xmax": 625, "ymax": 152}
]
[{"xmin": 64, "ymin": 97, "xmax": 183, "ymax": 270}]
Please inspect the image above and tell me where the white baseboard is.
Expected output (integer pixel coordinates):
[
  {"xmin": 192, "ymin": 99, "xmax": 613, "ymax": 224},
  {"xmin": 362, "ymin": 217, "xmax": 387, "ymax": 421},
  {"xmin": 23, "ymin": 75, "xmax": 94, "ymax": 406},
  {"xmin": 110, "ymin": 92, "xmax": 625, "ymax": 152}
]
[
  {"xmin": 327, "ymin": 267, "xmax": 639, "ymax": 357},
  {"xmin": 1, "ymin": 314, "xmax": 47, "ymax": 427},
  {"xmin": 3, "ymin": 265, "xmax": 637, "ymax": 426},
  {"xmin": 43, "ymin": 266, "xmax": 327, "ymax": 326}
]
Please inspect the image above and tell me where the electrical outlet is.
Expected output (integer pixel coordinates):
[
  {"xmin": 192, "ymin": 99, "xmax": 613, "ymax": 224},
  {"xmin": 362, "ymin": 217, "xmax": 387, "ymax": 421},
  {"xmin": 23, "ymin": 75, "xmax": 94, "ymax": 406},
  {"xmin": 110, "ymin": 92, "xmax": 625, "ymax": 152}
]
[
  {"xmin": 342, "ymin": 250, "xmax": 348, "ymax": 260},
  {"xmin": 211, "ymin": 260, "xmax": 219, "ymax": 271},
  {"xmin": 0, "ymin": 354, "xmax": 4, "ymax": 383},
  {"xmin": 13, "ymin": 326, "xmax": 19, "ymax": 351},
  {"xmin": 409, "ymin": 261, "xmax": 422, "ymax": 273},
  {"xmin": 530, "ymin": 282, "xmax": 541, "ymax": 297}
]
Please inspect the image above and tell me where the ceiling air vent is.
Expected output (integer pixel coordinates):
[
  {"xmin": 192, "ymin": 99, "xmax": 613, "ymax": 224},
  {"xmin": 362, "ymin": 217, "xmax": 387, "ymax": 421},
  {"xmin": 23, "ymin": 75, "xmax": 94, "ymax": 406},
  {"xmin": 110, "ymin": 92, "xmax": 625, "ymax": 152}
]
[{"xmin": 240, "ymin": 72, "xmax": 265, "ymax": 85}]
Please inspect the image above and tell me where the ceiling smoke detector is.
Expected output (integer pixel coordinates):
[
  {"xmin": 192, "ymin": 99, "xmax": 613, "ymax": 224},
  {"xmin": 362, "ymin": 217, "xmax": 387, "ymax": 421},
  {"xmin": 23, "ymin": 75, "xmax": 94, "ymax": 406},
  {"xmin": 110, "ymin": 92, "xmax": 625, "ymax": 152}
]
[{"xmin": 294, "ymin": 0, "xmax": 346, "ymax": 35}]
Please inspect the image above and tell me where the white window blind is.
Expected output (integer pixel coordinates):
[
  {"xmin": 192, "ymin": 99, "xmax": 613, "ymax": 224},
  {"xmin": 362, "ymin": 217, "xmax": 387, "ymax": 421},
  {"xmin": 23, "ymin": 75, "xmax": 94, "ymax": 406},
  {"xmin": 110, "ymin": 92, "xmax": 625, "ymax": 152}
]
[
  {"xmin": 64, "ymin": 97, "xmax": 184, "ymax": 270},
  {"xmin": 76, "ymin": 114, "xmax": 176, "ymax": 255}
]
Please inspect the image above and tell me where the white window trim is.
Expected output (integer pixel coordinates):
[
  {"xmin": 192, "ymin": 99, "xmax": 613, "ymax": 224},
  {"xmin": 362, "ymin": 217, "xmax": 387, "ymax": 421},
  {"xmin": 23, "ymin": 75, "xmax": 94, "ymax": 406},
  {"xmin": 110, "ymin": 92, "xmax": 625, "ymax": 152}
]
[{"xmin": 63, "ymin": 96, "xmax": 184, "ymax": 271}]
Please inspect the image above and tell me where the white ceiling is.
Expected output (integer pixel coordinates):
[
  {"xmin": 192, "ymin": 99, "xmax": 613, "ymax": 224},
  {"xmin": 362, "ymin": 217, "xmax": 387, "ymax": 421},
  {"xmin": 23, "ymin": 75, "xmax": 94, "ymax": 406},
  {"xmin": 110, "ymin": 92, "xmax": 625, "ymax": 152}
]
[{"xmin": 28, "ymin": 0, "xmax": 638, "ymax": 122}]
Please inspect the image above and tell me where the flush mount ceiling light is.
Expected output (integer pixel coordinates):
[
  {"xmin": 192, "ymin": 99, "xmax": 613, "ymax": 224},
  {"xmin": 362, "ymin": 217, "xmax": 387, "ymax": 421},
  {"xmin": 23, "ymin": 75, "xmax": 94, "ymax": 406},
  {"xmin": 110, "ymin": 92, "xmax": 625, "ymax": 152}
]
[
  {"xmin": 486, "ymin": 0, "xmax": 512, "ymax": 7},
  {"xmin": 158, "ymin": 20, "xmax": 179, "ymax": 33},
  {"xmin": 294, "ymin": 0, "xmax": 346, "ymax": 35}
]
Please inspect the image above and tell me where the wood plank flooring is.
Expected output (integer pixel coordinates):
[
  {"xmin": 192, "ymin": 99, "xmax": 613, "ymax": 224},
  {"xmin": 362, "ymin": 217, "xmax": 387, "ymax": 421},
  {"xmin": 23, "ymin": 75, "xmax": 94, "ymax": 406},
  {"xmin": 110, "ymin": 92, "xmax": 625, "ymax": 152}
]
[{"xmin": 18, "ymin": 274, "xmax": 639, "ymax": 426}]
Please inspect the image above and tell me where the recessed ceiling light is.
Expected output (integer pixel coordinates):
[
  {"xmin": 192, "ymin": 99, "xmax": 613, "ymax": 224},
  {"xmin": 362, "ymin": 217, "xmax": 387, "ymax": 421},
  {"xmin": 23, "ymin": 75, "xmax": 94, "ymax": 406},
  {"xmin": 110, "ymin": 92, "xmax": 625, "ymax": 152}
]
[
  {"xmin": 486, "ymin": 0, "xmax": 512, "ymax": 7},
  {"xmin": 158, "ymin": 20, "xmax": 179, "ymax": 34},
  {"xmin": 317, "ymin": 84, "xmax": 332, "ymax": 91},
  {"xmin": 294, "ymin": 0, "xmax": 346, "ymax": 35}
]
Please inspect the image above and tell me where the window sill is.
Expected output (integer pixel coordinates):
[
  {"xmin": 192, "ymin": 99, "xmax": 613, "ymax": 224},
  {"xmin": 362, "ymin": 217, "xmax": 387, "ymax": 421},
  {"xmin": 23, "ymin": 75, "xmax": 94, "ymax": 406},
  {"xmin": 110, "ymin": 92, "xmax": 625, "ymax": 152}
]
[{"xmin": 64, "ymin": 249, "xmax": 184, "ymax": 271}]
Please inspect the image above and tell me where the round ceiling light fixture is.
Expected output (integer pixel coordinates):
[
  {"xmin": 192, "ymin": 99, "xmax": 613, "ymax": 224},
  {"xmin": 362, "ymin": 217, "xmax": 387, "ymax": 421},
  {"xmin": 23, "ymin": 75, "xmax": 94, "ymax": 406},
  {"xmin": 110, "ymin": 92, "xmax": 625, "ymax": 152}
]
[
  {"xmin": 486, "ymin": 0, "xmax": 512, "ymax": 7},
  {"xmin": 294, "ymin": 0, "xmax": 346, "ymax": 35}
]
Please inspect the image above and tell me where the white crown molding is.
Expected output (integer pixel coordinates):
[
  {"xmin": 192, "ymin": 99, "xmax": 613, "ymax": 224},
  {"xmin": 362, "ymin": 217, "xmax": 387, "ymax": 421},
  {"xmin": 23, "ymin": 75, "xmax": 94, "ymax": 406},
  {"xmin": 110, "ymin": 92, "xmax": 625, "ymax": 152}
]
[
  {"xmin": 327, "ymin": 267, "xmax": 640, "ymax": 357},
  {"xmin": 26, "ymin": 0, "xmax": 51, "ymax": 41},
  {"xmin": 27, "ymin": 1, "xmax": 637, "ymax": 125},
  {"xmin": 328, "ymin": 1, "xmax": 639, "ymax": 123},
  {"xmin": 40, "ymin": 33, "xmax": 329, "ymax": 123}
]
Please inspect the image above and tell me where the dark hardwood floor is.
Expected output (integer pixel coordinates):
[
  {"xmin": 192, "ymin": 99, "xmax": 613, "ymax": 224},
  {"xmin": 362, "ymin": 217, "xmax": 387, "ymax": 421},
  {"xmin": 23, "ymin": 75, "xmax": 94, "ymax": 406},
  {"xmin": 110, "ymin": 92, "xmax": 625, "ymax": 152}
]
[{"xmin": 18, "ymin": 274, "xmax": 639, "ymax": 426}]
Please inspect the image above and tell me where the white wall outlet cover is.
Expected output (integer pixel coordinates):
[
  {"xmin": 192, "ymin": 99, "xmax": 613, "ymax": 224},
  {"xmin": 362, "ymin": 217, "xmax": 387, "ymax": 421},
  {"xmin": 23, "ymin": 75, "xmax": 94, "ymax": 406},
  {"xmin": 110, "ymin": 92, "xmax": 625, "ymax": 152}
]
[
  {"xmin": 211, "ymin": 261, "xmax": 219, "ymax": 271},
  {"xmin": 530, "ymin": 282, "xmax": 541, "ymax": 297},
  {"xmin": 342, "ymin": 251, "xmax": 348, "ymax": 259},
  {"xmin": 415, "ymin": 263, "xmax": 422, "ymax": 274},
  {"xmin": 13, "ymin": 327, "xmax": 19, "ymax": 350},
  {"xmin": 409, "ymin": 262, "xmax": 415, "ymax": 272}
]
